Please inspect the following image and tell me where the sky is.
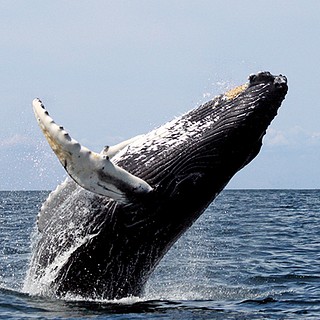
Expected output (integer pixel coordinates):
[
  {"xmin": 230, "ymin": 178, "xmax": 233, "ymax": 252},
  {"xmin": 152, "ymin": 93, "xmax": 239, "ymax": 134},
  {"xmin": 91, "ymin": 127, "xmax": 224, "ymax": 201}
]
[{"xmin": 0, "ymin": 0, "xmax": 319, "ymax": 190}]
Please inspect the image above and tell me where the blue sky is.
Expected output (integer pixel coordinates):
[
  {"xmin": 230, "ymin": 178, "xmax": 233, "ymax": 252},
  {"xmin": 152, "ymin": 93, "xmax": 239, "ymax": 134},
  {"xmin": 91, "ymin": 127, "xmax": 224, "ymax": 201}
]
[{"xmin": 0, "ymin": 0, "xmax": 319, "ymax": 190}]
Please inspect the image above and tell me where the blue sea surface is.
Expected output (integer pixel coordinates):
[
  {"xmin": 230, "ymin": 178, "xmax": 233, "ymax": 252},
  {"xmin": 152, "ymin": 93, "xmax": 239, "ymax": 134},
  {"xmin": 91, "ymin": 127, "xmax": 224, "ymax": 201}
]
[{"xmin": 0, "ymin": 190, "xmax": 319, "ymax": 319}]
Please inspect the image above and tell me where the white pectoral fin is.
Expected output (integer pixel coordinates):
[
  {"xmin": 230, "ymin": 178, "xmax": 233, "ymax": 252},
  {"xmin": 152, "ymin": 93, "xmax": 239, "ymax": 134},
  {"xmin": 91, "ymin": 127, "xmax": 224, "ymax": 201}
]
[{"xmin": 32, "ymin": 98, "xmax": 153, "ymax": 203}]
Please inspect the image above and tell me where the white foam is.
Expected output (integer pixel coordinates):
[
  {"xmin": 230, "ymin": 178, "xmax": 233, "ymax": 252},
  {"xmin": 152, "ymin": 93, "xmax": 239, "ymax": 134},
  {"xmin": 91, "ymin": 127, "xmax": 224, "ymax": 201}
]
[{"xmin": 23, "ymin": 229, "xmax": 100, "ymax": 297}]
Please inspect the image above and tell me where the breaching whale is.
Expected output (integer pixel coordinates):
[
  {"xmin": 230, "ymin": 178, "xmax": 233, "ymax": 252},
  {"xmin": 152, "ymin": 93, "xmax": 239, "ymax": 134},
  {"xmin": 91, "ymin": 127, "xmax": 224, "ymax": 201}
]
[{"xmin": 26, "ymin": 71, "xmax": 288, "ymax": 300}]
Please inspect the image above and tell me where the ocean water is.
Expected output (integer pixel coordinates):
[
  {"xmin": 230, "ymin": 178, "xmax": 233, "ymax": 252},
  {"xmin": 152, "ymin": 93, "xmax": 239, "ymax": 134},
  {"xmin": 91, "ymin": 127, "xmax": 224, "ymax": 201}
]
[{"xmin": 0, "ymin": 190, "xmax": 319, "ymax": 319}]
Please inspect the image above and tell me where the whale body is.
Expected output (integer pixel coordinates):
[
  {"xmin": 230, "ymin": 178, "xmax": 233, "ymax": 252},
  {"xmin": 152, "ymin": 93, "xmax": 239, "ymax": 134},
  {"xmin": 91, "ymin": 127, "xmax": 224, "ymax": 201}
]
[{"xmin": 25, "ymin": 72, "xmax": 288, "ymax": 299}]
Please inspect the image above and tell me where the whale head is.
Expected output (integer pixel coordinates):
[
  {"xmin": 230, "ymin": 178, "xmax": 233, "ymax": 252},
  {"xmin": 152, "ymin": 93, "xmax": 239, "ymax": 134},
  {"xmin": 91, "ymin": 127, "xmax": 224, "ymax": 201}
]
[
  {"xmin": 199, "ymin": 71, "xmax": 288, "ymax": 178},
  {"xmin": 135, "ymin": 72, "xmax": 288, "ymax": 219}
]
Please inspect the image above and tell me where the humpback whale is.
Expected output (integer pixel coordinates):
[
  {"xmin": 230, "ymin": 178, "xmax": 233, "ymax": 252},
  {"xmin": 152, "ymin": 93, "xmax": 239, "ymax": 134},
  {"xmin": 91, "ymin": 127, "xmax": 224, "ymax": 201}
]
[{"xmin": 26, "ymin": 71, "xmax": 288, "ymax": 300}]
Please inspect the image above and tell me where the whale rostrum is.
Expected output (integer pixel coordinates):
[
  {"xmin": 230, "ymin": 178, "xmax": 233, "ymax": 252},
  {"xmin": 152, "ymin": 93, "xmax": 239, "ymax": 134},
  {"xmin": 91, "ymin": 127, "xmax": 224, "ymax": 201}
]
[
  {"xmin": 33, "ymin": 98, "xmax": 153, "ymax": 203},
  {"xmin": 26, "ymin": 72, "xmax": 288, "ymax": 300}
]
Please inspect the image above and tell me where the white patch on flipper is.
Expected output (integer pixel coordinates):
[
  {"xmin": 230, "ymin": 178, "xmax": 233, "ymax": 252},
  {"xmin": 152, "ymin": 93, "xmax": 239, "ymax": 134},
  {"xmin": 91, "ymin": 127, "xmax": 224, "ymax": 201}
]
[{"xmin": 32, "ymin": 98, "xmax": 153, "ymax": 203}]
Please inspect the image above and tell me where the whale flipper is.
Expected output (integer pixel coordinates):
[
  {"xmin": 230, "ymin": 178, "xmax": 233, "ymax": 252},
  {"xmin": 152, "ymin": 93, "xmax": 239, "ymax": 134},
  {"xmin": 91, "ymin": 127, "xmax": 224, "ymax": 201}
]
[{"xmin": 32, "ymin": 98, "xmax": 153, "ymax": 204}]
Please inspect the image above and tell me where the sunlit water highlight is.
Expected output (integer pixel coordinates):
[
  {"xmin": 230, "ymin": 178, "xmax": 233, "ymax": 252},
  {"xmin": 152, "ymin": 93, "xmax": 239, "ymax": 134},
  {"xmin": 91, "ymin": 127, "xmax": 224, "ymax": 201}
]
[{"xmin": 0, "ymin": 190, "xmax": 319, "ymax": 319}]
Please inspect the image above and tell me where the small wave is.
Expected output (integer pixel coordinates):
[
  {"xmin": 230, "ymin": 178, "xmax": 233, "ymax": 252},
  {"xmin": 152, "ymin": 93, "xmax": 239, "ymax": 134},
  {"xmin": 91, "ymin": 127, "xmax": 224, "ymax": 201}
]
[
  {"xmin": 48, "ymin": 297, "xmax": 228, "ymax": 315},
  {"xmin": 0, "ymin": 286, "xmax": 24, "ymax": 297},
  {"xmin": 241, "ymin": 296, "xmax": 277, "ymax": 305},
  {"xmin": 247, "ymin": 273, "xmax": 320, "ymax": 285}
]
